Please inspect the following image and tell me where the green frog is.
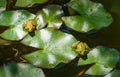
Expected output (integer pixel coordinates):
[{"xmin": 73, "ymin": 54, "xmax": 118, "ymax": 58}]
[
  {"xmin": 23, "ymin": 19, "xmax": 36, "ymax": 32},
  {"xmin": 72, "ymin": 41, "xmax": 90, "ymax": 56}
]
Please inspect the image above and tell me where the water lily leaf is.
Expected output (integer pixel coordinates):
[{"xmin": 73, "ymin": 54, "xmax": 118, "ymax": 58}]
[
  {"xmin": 0, "ymin": 0, "xmax": 6, "ymax": 12},
  {"xmin": 36, "ymin": 5, "xmax": 63, "ymax": 29},
  {"xmin": 16, "ymin": 0, "xmax": 48, "ymax": 7},
  {"xmin": 78, "ymin": 46, "xmax": 120, "ymax": 75},
  {"xmin": 0, "ymin": 10, "xmax": 35, "ymax": 40},
  {"xmin": 0, "ymin": 8, "xmax": 5, "ymax": 13},
  {"xmin": 62, "ymin": 16, "xmax": 93, "ymax": 32},
  {"xmin": 104, "ymin": 69, "xmax": 120, "ymax": 77},
  {"xmin": 21, "ymin": 28, "xmax": 77, "ymax": 68},
  {"xmin": 0, "ymin": 0, "xmax": 6, "ymax": 8},
  {"xmin": 62, "ymin": 0, "xmax": 113, "ymax": 32},
  {"xmin": 0, "ymin": 62, "xmax": 45, "ymax": 77}
]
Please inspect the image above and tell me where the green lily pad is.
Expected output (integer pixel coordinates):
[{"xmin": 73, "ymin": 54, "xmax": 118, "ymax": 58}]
[
  {"xmin": 21, "ymin": 28, "xmax": 77, "ymax": 68},
  {"xmin": 0, "ymin": 0, "xmax": 6, "ymax": 8},
  {"xmin": 0, "ymin": 62, "xmax": 45, "ymax": 77},
  {"xmin": 0, "ymin": 0, "xmax": 6, "ymax": 12},
  {"xmin": 16, "ymin": 0, "xmax": 48, "ymax": 7},
  {"xmin": 0, "ymin": 10, "xmax": 35, "ymax": 40},
  {"xmin": 62, "ymin": 16, "xmax": 93, "ymax": 32},
  {"xmin": 78, "ymin": 46, "xmax": 120, "ymax": 75},
  {"xmin": 0, "ymin": 8, "xmax": 5, "ymax": 13},
  {"xmin": 36, "ymin": 5, "xmax": 63, "ymax": 29},
  {"xmin": 62, "ymin": 0, "xmax": 113, "ymax": 32},
  {"xmin": 104, "ymin": 69, "xmax": 120, "ymax": 77}
]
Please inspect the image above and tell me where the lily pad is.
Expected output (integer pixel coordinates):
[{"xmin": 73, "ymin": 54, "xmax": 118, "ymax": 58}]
[
  {"xmin": 16, "ymin": 0, "xmax": 48, "ymax": 7},
  {"xmin": 0, "ymin": 8, "xmax": 4, "ymax": 13},
  {"xmin": 36, "ymin": 5, "xmax": 63, "ymax": 29},
  {"xmin": 0, "ymin": 0, "xmax": 6, "ymax": 8},
  {"xmin": 0, "ymin": 62, "xmax": 45, "ymax": 77},
  {"xmin": 0, "ymin": 0, "xmax": 6, "ymax": 12},
  {"xmin": 0, "ymin": 10, "xmax": 35, "ymax": 40},
  {"xmin": 62, "ymin": 0, "xmax": 113, "ymax": 32},
  {"xmin": 62, "ymin": 16, "xmax": 93, "ymax": 32},
  {"xmin": 78, "ymin": 46, "xmax": 120, "ymax": 75},
  {"xmin": 21, "ymin": 28, "xmax": 77, "ymax": 68}
]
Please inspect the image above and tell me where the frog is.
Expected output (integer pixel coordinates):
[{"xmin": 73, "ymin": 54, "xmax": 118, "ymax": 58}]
[
  {"xmin": 23, "ymin": 19, "xmax": 36, "ymax": 32},
  {"xmin": 72, "ymin": 41, "xmax": 90, "ymax": 56}
]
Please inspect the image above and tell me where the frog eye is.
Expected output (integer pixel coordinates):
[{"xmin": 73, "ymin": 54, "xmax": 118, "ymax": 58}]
[{"xmin": 23, "ymin": 19, "xmax": 36, "ymax": 32}]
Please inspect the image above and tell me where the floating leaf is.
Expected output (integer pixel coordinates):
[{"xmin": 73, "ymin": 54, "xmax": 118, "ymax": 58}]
[
  {"xmin": 0, "ymin": 0, "xmax": 6, "ymax": 12},
  {"xmin": 0, "ymin": 8, "xmax": 5, "ymax": 13},
  {"xmin": 62, "ymin": 0, "xmax": 113, "ymax": 32},
  {"xmin": 0, "ymin": 0, "xmax": 6, "ymax": 8},
  {"xmin": 78, "ymin": 46, "xmax": 120, "ymax": 75},
  {"xmin": 21, "ymin": 28, "xmax": 77, "ymax": 68},
  {"xmin": 36, "ymin": 5, "xmax": 63, "ymax": 29},
  {"xmin": 62, "ymin": 16, "xmax": 93, "ymax": 32},
  {"xmin": 0, "ymin": 10, "xmax": 35, "ymax": 40},
  {"xmin": 0, "ymin": 62, "xmax": 45, "ymax": 77},
  {"xmin": 16, "ymin": 0, "xmax": 48, "ymax": 7}
]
